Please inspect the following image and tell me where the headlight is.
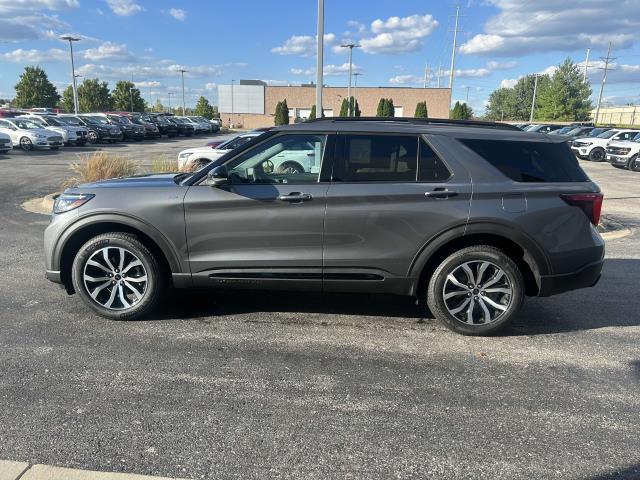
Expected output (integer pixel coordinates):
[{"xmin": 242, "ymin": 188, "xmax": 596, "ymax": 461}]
[
  {"xmin": 581, "ymin": 142, "xmax": 593, "ymax": 146},
  {"xmin": 178, "ymin": 152, "xmax": 191, "ymax": 159},
  {"xmin": 35, "ymin": 133, "xmax": 47, "ymax": 139},
  {"xmin": 53, "ymin": 193, "xmax": 95, "ymax": 214}
]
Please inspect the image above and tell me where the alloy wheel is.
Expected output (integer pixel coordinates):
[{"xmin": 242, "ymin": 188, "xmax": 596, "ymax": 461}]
[
  {"xmin": 83, "ymin": 246, "xmax": 148, "ymax": 310},
  {"xmin": 20, "ymin": 137, "xmax": 33, "ymax": 151},
  {"xmin": 442, "ymin": 261, "xmax": 513, "ymax": 325}
]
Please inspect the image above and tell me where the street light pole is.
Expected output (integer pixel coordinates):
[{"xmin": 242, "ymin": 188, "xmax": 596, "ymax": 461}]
[
  {"xmin": 529, "ymin": 74, "xmax": 540, "ymax": 122},
  {"xmin": 340, "ymin": 43, "xmax": 360, "ymax": 116},
  {"xmin": 168, "ymin": 92, "xmax": 173, "ymax": 112},
  {"xmin": 61, "ymin": 36, "xmax": 80, "ymax": 114},
  {"xmin": 315, "ymin": 0, "xmax": 324, "ymax": 118},
  {"xmin": 353, "ymin": 72, "xmax": 362, "ymax": 115},
  {"xmin": 179, "ymin": 69, "xmax": 187, "ymax": 115},
  {"xmin": 231, "ymin": 79, "xmax": 235, "ymax": 128}
]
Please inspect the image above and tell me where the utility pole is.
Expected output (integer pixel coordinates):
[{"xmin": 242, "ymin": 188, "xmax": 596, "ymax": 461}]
[
  {"xmin": 448, "ymin": 6, "xmax": 461, "ymax": 94},
  {"xmin": 231, "ymin": 79, "xmax": 235, "ymax": 128},
  {"xmin": 353, "ymin": 72, "xmax": 362, "ymax": 114},
  {"xmin": 529, "ymin": 74, "xmax": 541, "ymax": 122},
  {"xmin": 340, "ymin": 43, "xmax": 360, "ymax": 116},
  {"xmin": 129, "ymin": 87, "xmax": 134, "ymax": 112},
  {"xmin": 583, "ymin": 48, "xmax": 591, "ymax": 82},
  {"xmin": 60, "ymin": 36, "xmax": 80, "ymax": 114},
  {"xmin": 168, "ymin": 92, "xmax": 173, "ymax": 112},
  {"xmin": 595, "ymin": 42, "xmax": 614, "ymax": 125},
  {"xmin": 423, "ymin": 64, "xmax": 429, "ymax": 88},
  {"xmin": 179, "ymin": 69, "xmax": 188, "ymax": 115},
  {"xmin": 315, "ymin": 0, "xmax": 324, "ymax": 119},
  {"xmin": 437, "ymin": 64, "xmax": 442, "ymax": 88},
  {"xmin": 465, "ymin": 86, "xmax": 470, "ymax": 104}
]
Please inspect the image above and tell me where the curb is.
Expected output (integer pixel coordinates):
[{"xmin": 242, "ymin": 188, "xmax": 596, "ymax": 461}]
[{"xmin": 0, "ymin": 461, "xmax": 189, "ymax": 480}]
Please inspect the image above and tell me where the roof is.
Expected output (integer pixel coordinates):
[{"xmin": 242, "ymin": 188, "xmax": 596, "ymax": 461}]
[{"xmin": 272, "ymin": 117, "xmax": 561, "ymax": 140}]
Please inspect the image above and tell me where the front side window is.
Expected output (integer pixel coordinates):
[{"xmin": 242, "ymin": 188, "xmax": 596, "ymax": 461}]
[
  {"xmin": 333, "ymin": 134, "xmax": 418, "ymax": 182},
  {"xmin": 227, "ymin": 134, "xmax": 326, "ymax": 184},
  {"xmin": 615, "ymin": 131, "xmax": 636, "ymax": 141}
]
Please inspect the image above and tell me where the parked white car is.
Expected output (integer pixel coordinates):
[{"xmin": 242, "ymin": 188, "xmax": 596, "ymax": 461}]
[
  {"xmin": 571, "ymin": 129, "xmax": 639, "ymax": 161},
  {"xmin": 0, "ymin": 131, "xmax": 12, "ymax": 154},
  {"xmin": 18, "ymin": 114, "xmax": 88, "ymax": 146},
  {"xmin": 0, "ymin": 118, "xmax": 64, "ymax": 151},
  {"xmin": 605, "ymin": 132, "xmax": 640, "ymax": 171},
  {"xmin": 179, "ymin": 116, "xmax": 211, "ymax": 134},
  {"xmin": 177, "ymin": 132, "xmax": 262, "ymax": 170}
]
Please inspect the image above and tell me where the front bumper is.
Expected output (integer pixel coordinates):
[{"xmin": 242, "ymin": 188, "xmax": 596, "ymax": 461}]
[
  {"xmin": 606, "ymin": 154, "xmax": 632, "ymax": 166},
  {"xmin": 571, "ymin": 146, "xmax": 590, "ymax": 158},
  {"xmin": 538, "ymin": 260, "xmax": 603, "ymax": 297}
]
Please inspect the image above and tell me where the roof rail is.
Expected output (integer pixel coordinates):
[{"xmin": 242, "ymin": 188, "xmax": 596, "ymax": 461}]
[{"xmin": 304, "ymin": 116, "xmax": 521, "ymax": 131}]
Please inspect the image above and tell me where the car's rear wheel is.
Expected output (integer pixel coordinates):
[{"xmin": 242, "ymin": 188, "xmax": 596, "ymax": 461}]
[
  {"xmin": 627, "ymin": 155, "xmax": 640, "ymax": 172},
  {"xmin": 427, "ymin": 246, "xmax": 524, "ymax": 335},
  {"xmin": 20, "ymin": 137, "xmax": 33, "ymax": 151},
  {"xmin": 71, "ymin": 233, "xmax": 164, "ymax": 320},
  {"xmin": 588, "ymin": 147, "xmax": 605, "ymax": 162},
  {"xmin": 277, "ymin": 162, "xmax": 305, "ymax": 174}
]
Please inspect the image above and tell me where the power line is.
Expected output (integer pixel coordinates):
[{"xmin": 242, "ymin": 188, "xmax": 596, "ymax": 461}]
[{"xmin": 595, "ymin": 42, "xmax": 616, "ymax": 124}]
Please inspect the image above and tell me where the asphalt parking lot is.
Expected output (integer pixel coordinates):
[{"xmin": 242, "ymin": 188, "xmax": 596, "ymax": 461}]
[{"xmin": 0, "ymin": 138, "xmax": 639, "ymax": 480}]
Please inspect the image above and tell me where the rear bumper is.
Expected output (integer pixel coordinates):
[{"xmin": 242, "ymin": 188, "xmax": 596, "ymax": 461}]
[{"xmin": 538, "ymin": 260, "xmax": 603, "ymax": 297}]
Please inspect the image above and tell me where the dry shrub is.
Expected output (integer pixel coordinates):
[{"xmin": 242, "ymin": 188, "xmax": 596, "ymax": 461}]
[
  {"xmin": 63, "ymin": 152, "xmax": 139, "ymax": 188},
  {"xmin": 150, "ymin": 154, "xmax": 180, "ymax": 173}
]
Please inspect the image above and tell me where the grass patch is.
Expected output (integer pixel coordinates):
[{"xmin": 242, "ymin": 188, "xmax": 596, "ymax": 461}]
[
  {"xmin": 150, "ymin": 154, "xmax": 180, "ymax": 173},
  {"xmin": 64, "ymin": 152, "xmax": 139, "ymax": 188}
]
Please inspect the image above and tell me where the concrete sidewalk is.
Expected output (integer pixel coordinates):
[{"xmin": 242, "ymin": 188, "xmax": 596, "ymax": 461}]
[{"xmin": 0, "ymin": 461, "xmax": 188, "ymax": 480}]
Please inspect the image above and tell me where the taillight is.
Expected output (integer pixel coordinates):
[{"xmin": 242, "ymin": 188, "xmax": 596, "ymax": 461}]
[{"xmin": 561, "ymin": 193, "xmax": 603, "ymax": 226}]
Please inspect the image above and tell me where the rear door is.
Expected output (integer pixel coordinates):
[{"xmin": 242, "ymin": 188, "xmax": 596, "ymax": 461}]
[{"xmin": 322, "ymin": 133, "xmax": 471, "ymax": 292}]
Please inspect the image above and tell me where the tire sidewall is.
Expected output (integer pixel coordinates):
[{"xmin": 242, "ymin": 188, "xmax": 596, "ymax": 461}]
[
  {"xmin": 589, "ymin": 147, "xmax": 605, "ymax": 162},
  {"xmin": 71, "ymin": 235, "xmax": 162, "ymax": 320},
  {"xmin": 427, "ymin": 247, "xmax": 524, "ymax": 335},
  {"xmin": 628, "ymin": 154, "xmax": 639, "ymax": 171}
]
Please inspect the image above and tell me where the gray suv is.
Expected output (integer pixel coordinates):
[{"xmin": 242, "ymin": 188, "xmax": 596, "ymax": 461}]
[{"xmin": 44, "ymin": 118, "xmax": 604, "ymax": 335}]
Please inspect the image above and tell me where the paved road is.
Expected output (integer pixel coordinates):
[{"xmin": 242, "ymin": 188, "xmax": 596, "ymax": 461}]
[{"xmin": 0, "ymin": 142, "xmax": 639, "ymax": 480}]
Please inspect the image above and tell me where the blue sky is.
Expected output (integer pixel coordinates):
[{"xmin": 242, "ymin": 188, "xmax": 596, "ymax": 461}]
[{"xmin": 1, "ymin": 0, "xmax": 639, "ymax": 113}]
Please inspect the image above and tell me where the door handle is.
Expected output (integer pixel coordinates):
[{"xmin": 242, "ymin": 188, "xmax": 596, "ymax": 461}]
[
  {"xmin": 425, "ymin": 188, "xmax": 459, "ymax": 199},
  {"xmin": 278, "ymin": 192, "xmax": 313, "ymax": 202}
]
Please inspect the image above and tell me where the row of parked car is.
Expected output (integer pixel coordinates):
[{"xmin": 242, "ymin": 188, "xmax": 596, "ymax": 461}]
[
  {"xmin": 513, "ymin": 123, "xmax": 640, "ymax": 172},
  {"xmin": 0, "ymin": 110, "xmax": 222, "ymax": 153}
]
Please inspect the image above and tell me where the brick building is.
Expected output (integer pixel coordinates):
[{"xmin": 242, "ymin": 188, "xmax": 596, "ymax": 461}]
[{"xmin": 218, "ymin": 81, "xmax": 451, "ymax": 129}]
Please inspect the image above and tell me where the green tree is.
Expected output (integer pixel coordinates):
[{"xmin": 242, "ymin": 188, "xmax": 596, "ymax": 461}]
[
  {"xmin": 512, "ymin": 74, "xmax": 551, "ymax": 120},
  {"xmin": 153, "ymin": 98, "xmax": 164, "ymax": 113},
  {"xmin": 60, "ymin": 85, "xmax": 75, "ymax": 112},
  {"xmin": 339, "ymin": 98, "xmax": 349, "ymax": 117},
  {"xmin": 450, "ymin": 101, "xmax": 473, "ymax": 120},
  {"xmin": 77, "ymin": 78, "xmax": 112, "ymax": 112},
  {"xmin": 383, "ymin": 98, "xmax": 395, "ymax": 117},
  {"xmin": 484, "ymin": 87, "xmax": 516, "ymax": 120},
  {"xmin": 536, "ymin": 58, "xmax": 592, "ymax": 121},
  {"xmin": 414, "ymin": 101, "xmax": 428, "ymax": 118},
  {"xmin": 13, "ymin": 66, "xmax": 60, "ymax": 108},
  {"xmin": 274, "ymin": 100, "xmax": 289, "ymax": 125},
  {"xmin": 309, "ymin": 104, "xmax": 317, "ymax": 120},
  {"xmin": 376, "ymin": 98, "xmax": 387, "ymax": 117},
  {"xmin": 194, "ymin": 96, "xmax": 215, "ymax": 118},
  {"xmin": 111, "ymin": 80, "xmax": 146, "ymax": 112},
  {"xmin": 349, "ymin": 96, "xmax": 361, "ymax": 117}
]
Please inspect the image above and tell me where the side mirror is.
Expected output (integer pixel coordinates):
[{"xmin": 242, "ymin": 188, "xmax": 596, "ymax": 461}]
[{"xmin": 207, "ymin": 164, "xmax": 228, "ymax": 186}]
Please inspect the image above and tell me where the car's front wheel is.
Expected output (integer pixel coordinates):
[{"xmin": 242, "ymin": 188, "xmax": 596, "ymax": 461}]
[
  {"xmin": 20, "ymin": 137, "xmax": 33, "ymax": 151},
  {"xmin": 588, "ymin": 147, "xmax": 605, "ymax": 162},
  {"xmin": 427, "ymin": 246, "xmax": 524, "ymax": 335},
  {"xmin": 627, "ymin": 155, "xmax": 640, "ymax": 172},
  {"xmin": 71, "ymin": 233, "xmax": 164, "ymax": 320},
  {"xmin": 88, "ymin": 131, "xmax": 98, "ymax": 144}
]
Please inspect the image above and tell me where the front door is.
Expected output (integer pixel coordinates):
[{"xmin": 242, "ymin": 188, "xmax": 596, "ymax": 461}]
[
  {"xmin": 184, "ymin": 133, "xmax": 330, "ymax": 291},
  {"xmin": 323, "ymin": 133, "xmax": 472, "ymax": 292}
]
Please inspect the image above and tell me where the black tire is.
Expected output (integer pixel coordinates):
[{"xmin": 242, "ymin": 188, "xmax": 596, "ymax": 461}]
[
  {"xmin": 627, "ymin": 155, "xmax": 640, "ymax": 172},
  {"xmin": 88, "ymin": 131, "xmax": 98, "ymax": 144},
  {"xmin": 276, "ymin": 162, "xmax": 305, "ymax": 174},
  {"xmin": 71, "ymin": 233, "xmax": 165, "ymax": 320},
  {"xmin": 50, "ymin": 147, "xmax": 59, "ymax": 151},
  {"xmin": 20, "ymin": 137, "xmax": 33, "ymax": 151},
  {"xmin": 588, "ymin": 147, "xmax": 605, "ymax": 162},
  {"xmin": 427, "ymin": 246, "xmax": 524, "ymax": 336}
]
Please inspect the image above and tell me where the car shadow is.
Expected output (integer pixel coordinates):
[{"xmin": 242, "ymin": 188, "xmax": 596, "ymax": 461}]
[
  {"xmin": 585, "ymin": 464, "xmax": 640, "ymax": 480},
  {"xmin": 151, "ymin": 258, "xmax": 640, "ymax": 335}
]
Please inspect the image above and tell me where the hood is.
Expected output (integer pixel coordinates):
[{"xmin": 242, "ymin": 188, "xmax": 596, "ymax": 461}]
[
  {"xmin": 24, "ymin": 127, "xmax": 59, "ymax": 136},
  {"xmin": 607, "ymin": 140, "xmax": 639, "ymax": 148},
  {"xmin": 78, "ymin": 173, "xmax": 180, "ymax": 189}
]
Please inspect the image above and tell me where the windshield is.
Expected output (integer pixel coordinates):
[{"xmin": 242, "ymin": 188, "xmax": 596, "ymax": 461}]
[
  {"xmin": 59, "ymin": 116, "xmax": 82, "ymax": 126},
  {"xmin": 597, "ymin": 130, "xmax": 618, "ymax": 139},
  {"xmin": 109, "ymin": 115, "xmax": 132, "ymax": 125},
  {"xmin": 86, "ymin": 116, "xmax": 110, "ymax": 125},
  {"xmin": 588, "ymin": 128, "xmax": 608, "ymax": 137},
  {"xmin": 632, "ymin": 132, "xmax": 640, "ymax": 143},
  {"xmin": 12, "ymin": 119, "xmax": 42, "ymax": 129},
  {"xmin": 555, "ymin": 127, "xmax": 574, "ymax": 135}
]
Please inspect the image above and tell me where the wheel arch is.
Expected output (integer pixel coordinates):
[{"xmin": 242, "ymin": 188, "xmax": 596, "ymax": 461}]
[
  {"xmin": 55, "ymin": 214, "xmax": 182, "ymax": 293},
  {"xmin": 409, "ymin": 222, "xmax": 550, "ymax": 298}
]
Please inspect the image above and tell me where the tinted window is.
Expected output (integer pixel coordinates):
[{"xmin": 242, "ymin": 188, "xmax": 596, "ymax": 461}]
[
  {"xmin": 460, "ymin": 139, "xmax": 589, "ymax": 183},
  {"xmin": 419, "ymin": 139, "xmax": 451, "ymax": 182},
  {"xmin": 334, "ymin": 135, "xmax": 418, "ymax": 182}
]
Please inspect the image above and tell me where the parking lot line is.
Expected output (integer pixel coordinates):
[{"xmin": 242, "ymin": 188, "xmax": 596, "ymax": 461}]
[{"xmin": 0, "ymin": 462, "xmax": 189, "ymax": 480}]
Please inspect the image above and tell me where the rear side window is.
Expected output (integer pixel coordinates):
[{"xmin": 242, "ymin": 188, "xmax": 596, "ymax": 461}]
[
  {"xmin": 334, "ymin": 134, "xmax": 418, "ymax": 182},
  {"xmin": 460, "ymin": 139, "xmax": 589, "ymax": 182},
  {"xmin": 419, "ymin": 139, "xmax": 451, "ymax": 182}
]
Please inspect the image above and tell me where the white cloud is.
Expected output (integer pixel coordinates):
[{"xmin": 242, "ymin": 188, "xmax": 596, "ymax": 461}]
[
  {"xmin": 460, "ymin": 0, "xmax": 640, "ymax": 55},
  {"xmin": 168, "ymin": 8, "xmax": 186, "ymax": 21},
  {"xmin": 83, "ymin": 42, "xmax": 135, "ymax": 62},
  {"xmin": 456, "ymin": 68, "xmax": 492, "ymax": 78},
  {"xmin": 205, "ymin": 82, "xmax": 217, "ymax": 90},
  {"xmin": 271, "ymin": 34, "xmax": 336, "ymax": 56},
  {"xmin": 389, "ymin": 74, "xmax": 423, "ymax": 85},
  {"xmin": 0, "ymin": 0, "xmax": 78, "ymax": 14},
  {"xmin": 105, "ymin": 0, "xmax": 143, "ymax": 16},
  {"xmin": 289, "ymin": 64, "xmax": 362, "ymax": 76},
  {"xmin": 290, "ymin": 67, "xmax": 315, "ymax": 76},
  {"xmin": 135, "ymin": 81, "xmax": 161, "ymax": 88},
  {"xmin": 76, "ymin": 62, "xmax": 224, "ymax": 80},
  {"xmin": 0, "ymin": 48, "xmax": 67, "ymax": 63},
  {"xmin": 487, "ymin": 60, "xmax": 517, "ymax": 70},
  {"xmin": 500, "ymin": 78, "xmax": 518, "ymax": 89},
  {"xmin": 360, "ymin": 14, "xmax": 438, "ymax": 54}
]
